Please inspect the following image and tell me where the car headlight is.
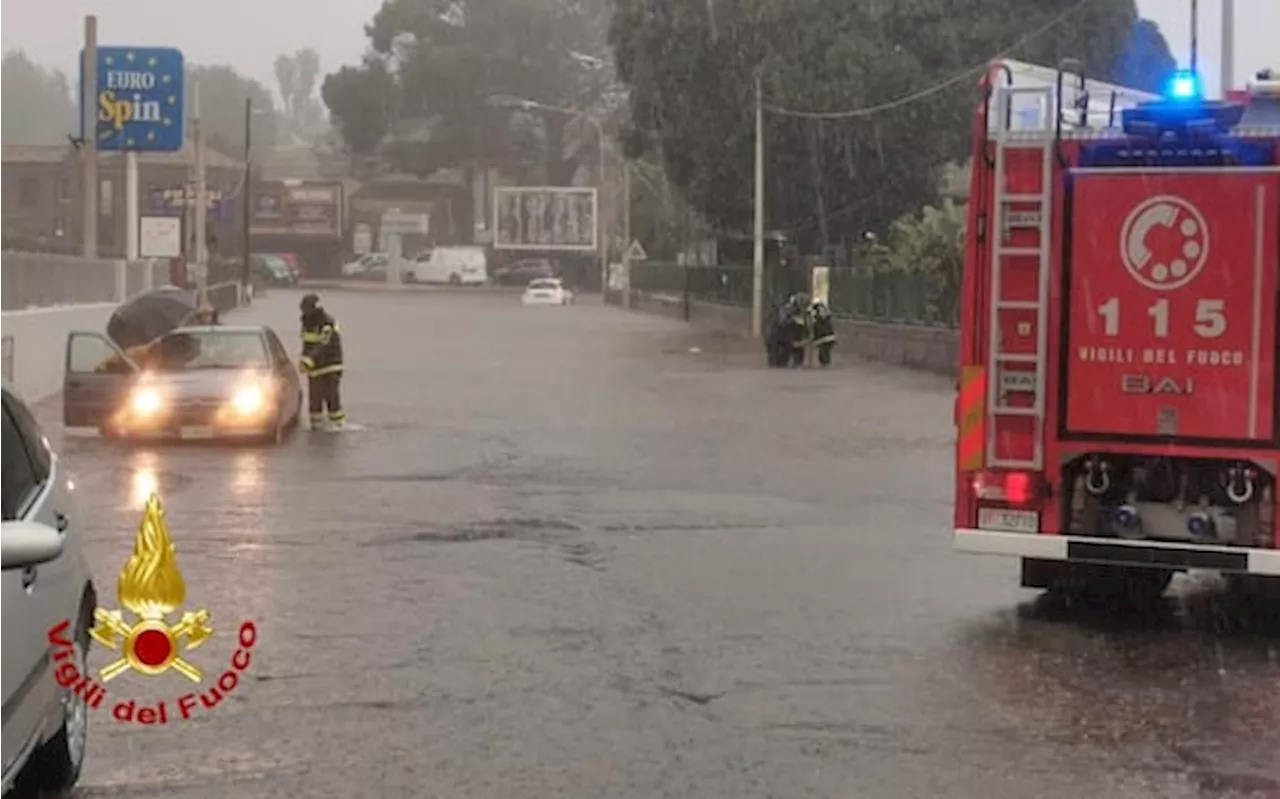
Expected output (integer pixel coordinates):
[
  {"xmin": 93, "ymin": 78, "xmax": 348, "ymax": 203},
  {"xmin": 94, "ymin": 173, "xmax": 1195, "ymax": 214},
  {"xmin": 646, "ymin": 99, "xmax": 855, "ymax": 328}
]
[
  {"xmin": 131, "ymin": 388, "xmax": 164, "ymax": 417},
  {"xmin": 230, "ymin": 384, "xmax": 267, "ymax": 416}
]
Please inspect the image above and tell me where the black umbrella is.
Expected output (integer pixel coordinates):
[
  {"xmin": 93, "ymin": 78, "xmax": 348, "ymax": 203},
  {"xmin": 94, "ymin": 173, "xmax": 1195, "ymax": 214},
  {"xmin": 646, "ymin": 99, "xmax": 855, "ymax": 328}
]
[{"xmin": 107, "ymin": 287, "xmax": 196, "ymax": 349}]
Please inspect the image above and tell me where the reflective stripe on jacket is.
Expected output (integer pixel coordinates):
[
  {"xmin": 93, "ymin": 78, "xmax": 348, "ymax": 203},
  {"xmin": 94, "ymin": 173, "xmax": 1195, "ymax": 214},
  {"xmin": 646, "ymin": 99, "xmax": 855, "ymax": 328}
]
[{"xmin": 300, "ymin": 311, "xmax": 343, "ymax": 376}]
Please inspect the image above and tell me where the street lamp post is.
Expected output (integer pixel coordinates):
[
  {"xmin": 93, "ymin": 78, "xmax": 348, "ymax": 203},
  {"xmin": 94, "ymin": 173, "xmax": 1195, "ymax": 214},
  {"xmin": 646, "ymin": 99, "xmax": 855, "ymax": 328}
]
[{"xmin": 241, "ymin": 97, "xmax": 253, "ymax": 304}]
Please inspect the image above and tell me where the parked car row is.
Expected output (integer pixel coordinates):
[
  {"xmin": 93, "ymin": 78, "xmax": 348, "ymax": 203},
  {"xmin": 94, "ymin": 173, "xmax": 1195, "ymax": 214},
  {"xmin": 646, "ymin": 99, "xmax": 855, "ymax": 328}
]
[
  {"xmin": 250, "ymin": 253, "xmax": 299, "ymax": 287},
  {"xmin": 338, "ymin": 250, "xmax": 563, "ymax": 288}
]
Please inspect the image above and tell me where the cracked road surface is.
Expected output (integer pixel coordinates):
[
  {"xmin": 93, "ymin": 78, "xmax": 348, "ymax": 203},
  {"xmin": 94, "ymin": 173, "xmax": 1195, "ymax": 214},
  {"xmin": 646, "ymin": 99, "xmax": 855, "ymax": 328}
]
[{"xmin": 28, "ymin": 289, "xmax": 1279, "ymax": 798}]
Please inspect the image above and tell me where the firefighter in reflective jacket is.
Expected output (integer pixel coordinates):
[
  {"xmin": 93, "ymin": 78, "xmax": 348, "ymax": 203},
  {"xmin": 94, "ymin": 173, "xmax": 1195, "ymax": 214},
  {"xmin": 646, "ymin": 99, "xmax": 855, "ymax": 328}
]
[
  {"xmin": 809, "ymin": 301, "xmax": 836, "ymax": 367},
  {"xmin": 299, "ymin": 294, "xmax": 345, "ymax": 430}
]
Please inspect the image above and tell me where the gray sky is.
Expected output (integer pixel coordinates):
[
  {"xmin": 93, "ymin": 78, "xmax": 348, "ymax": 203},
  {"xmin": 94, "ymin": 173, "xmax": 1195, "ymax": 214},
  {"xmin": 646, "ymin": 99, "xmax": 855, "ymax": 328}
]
[{"xmin": 1, "ymin": 0, "xmax": 1276, "ymax": 106}]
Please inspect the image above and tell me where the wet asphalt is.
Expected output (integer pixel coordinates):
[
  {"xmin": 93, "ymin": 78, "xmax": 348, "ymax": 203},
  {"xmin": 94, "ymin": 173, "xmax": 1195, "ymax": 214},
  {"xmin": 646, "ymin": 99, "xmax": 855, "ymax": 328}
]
[{"xmin": 28, "ymin": 288, "xmax": 1280, "ymax": 799}]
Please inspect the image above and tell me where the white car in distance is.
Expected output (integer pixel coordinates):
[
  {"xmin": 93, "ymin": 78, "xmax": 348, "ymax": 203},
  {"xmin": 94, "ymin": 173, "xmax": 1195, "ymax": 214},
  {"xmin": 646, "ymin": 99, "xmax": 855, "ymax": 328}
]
[
  {"xmin": 341, "ymin": 253, "xmax": 388, "ymax": 278},
  {"xmin": 521, "ymin": 278, "xmax": 574, "ymax": 306}
]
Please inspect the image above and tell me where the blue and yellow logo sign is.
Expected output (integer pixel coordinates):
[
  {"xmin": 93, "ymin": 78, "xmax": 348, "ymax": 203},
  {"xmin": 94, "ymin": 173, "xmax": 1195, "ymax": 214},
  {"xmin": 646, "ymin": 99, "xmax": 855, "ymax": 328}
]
[{"xmin": 82, "ymin": 46, "xmax": 185, "ymax": 153}]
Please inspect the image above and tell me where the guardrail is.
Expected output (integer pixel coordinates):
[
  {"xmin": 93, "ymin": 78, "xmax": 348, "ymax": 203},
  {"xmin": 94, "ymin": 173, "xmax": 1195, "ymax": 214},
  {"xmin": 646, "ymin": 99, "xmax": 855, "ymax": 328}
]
[{"xmin": 1, "ymin": 253, "xmax": 170, "ymax": 310}]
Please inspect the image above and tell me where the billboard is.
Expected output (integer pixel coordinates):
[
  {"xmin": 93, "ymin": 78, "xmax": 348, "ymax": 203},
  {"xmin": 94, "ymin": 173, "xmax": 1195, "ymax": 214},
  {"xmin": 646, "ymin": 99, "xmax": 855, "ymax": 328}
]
[
  {"xmin": 250, "ymin": 181, "xmax": 343, "ymax": 239},
  {"xmin": 148, "ymin": 183, "xmax": 231, "ymax": 219},
  {"xmin": 493, "ymin": 186, "xmax": 597, "ymax": 251},
  {"xmin": 84, "ymin": 47, "xmax": 185, "ymax": 152},
  {"xmin": 1063, "ymin": 171, "xmax": 1278, "ymax": 442}
]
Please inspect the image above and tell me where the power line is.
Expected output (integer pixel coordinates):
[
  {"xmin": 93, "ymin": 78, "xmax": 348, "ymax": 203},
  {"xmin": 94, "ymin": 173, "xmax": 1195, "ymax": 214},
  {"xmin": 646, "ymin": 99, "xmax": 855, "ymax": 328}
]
[{"xmin": 761, "ymin": 0, "xmax": 1093, "ymax": 120}]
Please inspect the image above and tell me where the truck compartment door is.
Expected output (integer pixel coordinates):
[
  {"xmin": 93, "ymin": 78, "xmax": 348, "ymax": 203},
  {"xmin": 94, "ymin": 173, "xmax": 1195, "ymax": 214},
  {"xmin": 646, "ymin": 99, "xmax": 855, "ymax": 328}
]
[{"xmin": 1061, "ymin": 170, "xmax": 1278, "ymax": 443}]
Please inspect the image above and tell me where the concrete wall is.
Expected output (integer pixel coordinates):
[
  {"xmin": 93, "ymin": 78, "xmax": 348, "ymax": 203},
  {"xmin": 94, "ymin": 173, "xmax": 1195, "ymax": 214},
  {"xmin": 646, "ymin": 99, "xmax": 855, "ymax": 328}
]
[
  {"xmin": 0, "ymin": 265, "xmax": 245, "ymax": 404},
  {"xmin": 628, "ymin": 291, "xmax": 960, "ymax": 376},
  {"xmin": 2, "ymin": 304, "xmax": 117, "ymax": 403}
]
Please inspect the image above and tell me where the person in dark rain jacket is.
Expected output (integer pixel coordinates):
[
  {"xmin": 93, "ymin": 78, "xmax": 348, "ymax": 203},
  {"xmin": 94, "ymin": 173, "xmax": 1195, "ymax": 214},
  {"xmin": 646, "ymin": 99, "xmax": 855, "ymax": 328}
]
[
  {"xmin": 764, "ymin": 303, "xmax": 792, "ymax": 367},
  {"xmin": 765, "ymin": 296, "xmax": 803, "ymax": 368},
  {"xmin": 782, "ymin": 294, "xmax": 809, "ymax": 367},
  {"xmin": 809, "ymin": 301, "xmax": 836, "ymax": 366},
  {"xmin": 299, "ymin": 293, "xmax": 346, "ymax": 430}
]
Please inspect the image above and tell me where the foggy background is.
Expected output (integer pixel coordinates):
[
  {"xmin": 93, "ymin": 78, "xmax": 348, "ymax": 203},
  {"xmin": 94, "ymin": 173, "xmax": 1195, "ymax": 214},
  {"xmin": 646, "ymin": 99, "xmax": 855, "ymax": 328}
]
[{"xmin": 2, "ymin": 0, "xmax": 1275, "ymax": 102}]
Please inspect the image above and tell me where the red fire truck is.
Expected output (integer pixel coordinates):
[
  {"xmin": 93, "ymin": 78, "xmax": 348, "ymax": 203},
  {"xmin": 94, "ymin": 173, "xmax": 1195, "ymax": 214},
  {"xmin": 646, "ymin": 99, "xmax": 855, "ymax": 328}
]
[{"xmin": 953, "ymin": 61, "xmax": 1280, "ymax": 599}]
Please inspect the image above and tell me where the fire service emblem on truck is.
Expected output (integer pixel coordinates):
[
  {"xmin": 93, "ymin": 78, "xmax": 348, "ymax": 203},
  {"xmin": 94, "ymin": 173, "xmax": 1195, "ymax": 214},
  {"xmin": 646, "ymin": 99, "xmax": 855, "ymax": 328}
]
[{"xmin": 1119, "ymin": 195, "xmax": 1210, "ymax": 291}]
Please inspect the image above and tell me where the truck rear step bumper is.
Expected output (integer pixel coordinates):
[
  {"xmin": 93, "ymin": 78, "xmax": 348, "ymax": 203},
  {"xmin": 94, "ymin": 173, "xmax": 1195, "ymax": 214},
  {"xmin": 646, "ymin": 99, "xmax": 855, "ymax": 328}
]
[{"xmin": 954, "ymin": 529, "xmax": 1280, "ymax": 576}]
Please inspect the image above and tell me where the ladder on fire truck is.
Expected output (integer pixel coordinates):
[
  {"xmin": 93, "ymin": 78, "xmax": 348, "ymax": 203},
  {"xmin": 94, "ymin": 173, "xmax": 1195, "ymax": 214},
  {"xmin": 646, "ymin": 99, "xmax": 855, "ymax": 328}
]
[
  {"xmin": 983, "ymin": 62, "xmax": 1160, "ymax": 470},
  {"xmin": 985, "ymin": 82, "xmax": 1056, "ymax": 470}
]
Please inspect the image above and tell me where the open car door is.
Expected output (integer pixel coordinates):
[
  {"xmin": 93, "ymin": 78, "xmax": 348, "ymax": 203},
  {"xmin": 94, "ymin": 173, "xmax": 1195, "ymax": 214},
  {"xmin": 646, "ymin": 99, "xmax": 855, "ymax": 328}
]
[{"xmin": 63, "ymin": 331, "xmax": 138, "ymax": 427}]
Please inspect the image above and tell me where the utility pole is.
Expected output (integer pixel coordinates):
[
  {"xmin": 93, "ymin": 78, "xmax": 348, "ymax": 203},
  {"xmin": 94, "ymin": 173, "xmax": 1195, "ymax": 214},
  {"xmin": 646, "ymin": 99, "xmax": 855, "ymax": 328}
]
[
  {"xmin": 1221, "ymin": 0, "xmax": 1235, "ymax": 95},
  {"xmin": 751, "ymin": 72, "xmax": 765, "ymax": 339},
  {"xmin": 622, "ymin": 161, "xmax": 632, "ymax": 250},
  {"xmin": 80, "ymin": 15, "xmax": 99, "ymax": 258},
  {"xmin": 242, "ymin": 96, "xmax": 253, "ymax": 303},
  {"xmin": 193, "ymin": 80, "xmax": 208, "ymax": 295},
  {"xmin": 597, "ymin": 122, "xmax": 607, "ymax": 297},
  {"xmin": 1189, "ymin": 0, "xmax": 1199, "ymax": 74}
]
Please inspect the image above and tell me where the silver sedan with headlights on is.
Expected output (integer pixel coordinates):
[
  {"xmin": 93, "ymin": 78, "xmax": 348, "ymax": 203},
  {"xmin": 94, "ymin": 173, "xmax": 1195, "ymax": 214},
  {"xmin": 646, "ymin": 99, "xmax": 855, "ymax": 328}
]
[{"xmin": 62, "ymin": 325, "xmax": 304, "ymax": 444}]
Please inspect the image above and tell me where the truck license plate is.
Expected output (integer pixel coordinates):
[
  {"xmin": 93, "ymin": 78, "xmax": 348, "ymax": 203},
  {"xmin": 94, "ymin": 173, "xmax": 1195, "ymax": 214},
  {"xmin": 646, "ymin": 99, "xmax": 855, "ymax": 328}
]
[
  {"xmin": 978, "ymin": 508, "xmax": 1039, "ymax": 533},
  {"xmin": 180, "ymin": 426, "xmax": 215, "ymax": 440}
]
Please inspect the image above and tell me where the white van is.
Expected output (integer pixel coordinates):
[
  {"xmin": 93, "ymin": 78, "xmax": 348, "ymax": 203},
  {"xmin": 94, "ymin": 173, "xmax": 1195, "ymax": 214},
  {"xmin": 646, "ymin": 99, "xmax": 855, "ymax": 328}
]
[{"xmin": 408, "ymin": 246, "xmax": 489, "ymax": 285}]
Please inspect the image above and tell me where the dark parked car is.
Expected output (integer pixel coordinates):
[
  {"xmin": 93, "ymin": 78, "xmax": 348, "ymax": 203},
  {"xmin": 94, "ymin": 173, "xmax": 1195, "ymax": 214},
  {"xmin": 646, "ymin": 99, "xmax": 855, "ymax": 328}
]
[{"xmin": 492, "ymin": 258, "xmax": 556, "ymax": 285}]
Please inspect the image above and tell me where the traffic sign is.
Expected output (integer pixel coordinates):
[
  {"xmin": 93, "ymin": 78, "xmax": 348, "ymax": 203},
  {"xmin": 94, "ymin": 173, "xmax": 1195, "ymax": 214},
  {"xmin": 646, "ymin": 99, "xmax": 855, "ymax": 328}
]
[
  {"xmin": 83, "ymin": 47, "xmax": 185, "ymax": 152},
  {"xmin": 139, "ymin": 216, "xmax": 182, "ymax": 258},
  {"xmin": 624, "ymin": 239, "xmax": 648, "ymax": 261}
]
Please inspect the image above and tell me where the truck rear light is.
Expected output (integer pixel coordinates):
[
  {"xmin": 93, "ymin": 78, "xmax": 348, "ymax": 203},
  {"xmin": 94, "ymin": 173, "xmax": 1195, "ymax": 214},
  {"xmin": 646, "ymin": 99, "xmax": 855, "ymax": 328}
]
[{"xmin": 971, "ymin": 470, "xmax": 1038, "ymax": 504}]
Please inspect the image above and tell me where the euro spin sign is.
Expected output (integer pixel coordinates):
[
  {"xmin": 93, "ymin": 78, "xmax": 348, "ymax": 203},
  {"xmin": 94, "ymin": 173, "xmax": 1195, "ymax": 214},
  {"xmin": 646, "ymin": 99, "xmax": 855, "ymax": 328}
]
[
  {"xmin": 1065, "ymin": 171, "xmax": 1278, "ymax": 442},
  {"xmin": 81, "ymin": 47, "xmax": 185, "ymax": 152},
  {"xmin": 45, "ymin": 495, "xmax": 260, "ymax": 725}
]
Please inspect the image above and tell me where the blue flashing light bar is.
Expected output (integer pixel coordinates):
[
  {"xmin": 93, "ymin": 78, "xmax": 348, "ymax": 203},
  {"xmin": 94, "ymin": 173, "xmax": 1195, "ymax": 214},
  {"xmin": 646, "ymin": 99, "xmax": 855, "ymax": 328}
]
[
  {"xmin": 1167, "ymin": 69, "xmax": 1201, "ymax": 100},
  {"xmin": 1122, "ymin": 70, "xmax": 1244, "ymax": 139}
]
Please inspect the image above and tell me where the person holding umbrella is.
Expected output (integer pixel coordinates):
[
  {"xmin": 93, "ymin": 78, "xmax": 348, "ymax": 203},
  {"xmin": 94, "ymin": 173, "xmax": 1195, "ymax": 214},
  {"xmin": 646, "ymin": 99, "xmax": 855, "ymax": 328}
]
[{"xmin": 183, "ymin": 302, "xmax": 220, "ymax": 325}]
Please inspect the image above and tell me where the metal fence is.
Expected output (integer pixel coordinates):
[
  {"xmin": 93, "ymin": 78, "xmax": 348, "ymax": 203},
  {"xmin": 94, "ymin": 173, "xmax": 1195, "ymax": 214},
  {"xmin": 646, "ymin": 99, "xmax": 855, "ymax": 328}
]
[
  {"xmin": 1, "ymin": 253, "xmax": 170, "ymax": 311},
  {"xmin": 628, "ymin": 262, "xmax": 959, "ymax": 328}
]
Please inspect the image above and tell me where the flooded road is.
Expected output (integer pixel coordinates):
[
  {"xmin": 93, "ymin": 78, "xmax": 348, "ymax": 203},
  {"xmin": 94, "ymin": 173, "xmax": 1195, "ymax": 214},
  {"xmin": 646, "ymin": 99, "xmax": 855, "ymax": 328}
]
[{"xmin": 29, "ymin": 289, "xmax": 1278, "ymax": 799}]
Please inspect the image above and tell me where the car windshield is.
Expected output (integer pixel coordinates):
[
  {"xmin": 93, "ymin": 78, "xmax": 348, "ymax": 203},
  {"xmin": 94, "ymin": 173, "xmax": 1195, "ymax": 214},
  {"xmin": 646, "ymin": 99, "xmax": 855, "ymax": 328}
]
[
  {"xmin": 147, "ymin": 331, "xmax": 269, "ymax": 371},
  {"xmin": 528, "ymin": 279, "xmax": 560, "ymax": 289}
]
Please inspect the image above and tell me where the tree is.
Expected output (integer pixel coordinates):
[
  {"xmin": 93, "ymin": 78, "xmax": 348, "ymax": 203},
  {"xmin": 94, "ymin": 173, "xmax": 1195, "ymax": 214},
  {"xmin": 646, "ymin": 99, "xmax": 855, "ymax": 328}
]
[
  {"xmin": 187, "ymin": 64, "xmax": 280, "ymax": 156},
  {"xmin": 609, "ymin": 0, "xmax": 1173, "ymax": 252},
  {"xmin": 273, "ymin": 55, "xmax": 297, "ymax": 116},
  {"xmin": 275, "ymin": 49, "xmax": 326, "ymax": 135},
  {"xmin": 1115, "ymin": 19, "xmax": 1177, "ymax": 94},
  {"xmin": 883, "ymin": 199, "xmax": 967, "ymax": 322},
  {"xmin": 321, "ymin": 0, "xmax": 613, "ymax": 179},
  {"xmin": 320, "ymin": 59, "xmax": 395, "ymax": 158},
  {"xmin": 2, "ymin": 50, "xmax": 77, "ymax": 145}
]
